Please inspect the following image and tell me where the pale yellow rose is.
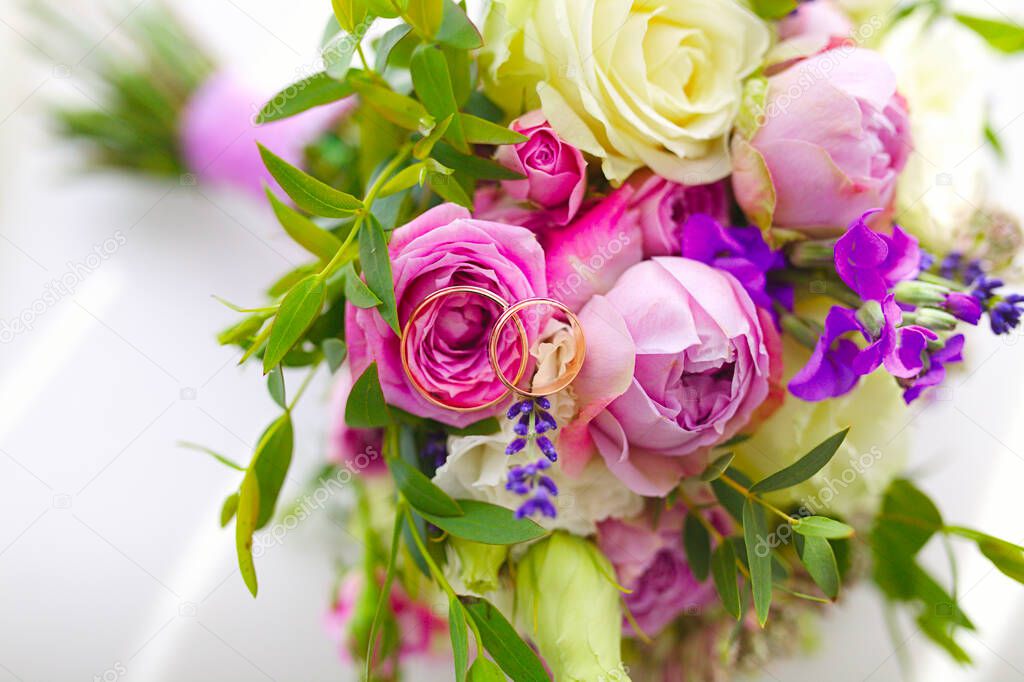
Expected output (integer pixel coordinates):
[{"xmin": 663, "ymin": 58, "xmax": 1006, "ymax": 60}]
[{"xmin": 483, "ymin": 0, "xmax": 771, "ymax": 185}]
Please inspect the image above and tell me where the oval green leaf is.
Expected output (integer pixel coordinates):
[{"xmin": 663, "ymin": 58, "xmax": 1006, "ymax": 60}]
[
  {"xmin": 263, "ymin": 275, "xmax": 326, "ymax": 373},
  {"xmin": 742, "ymin": 499, "xmax": 772, "ymax": 627},
  {"xmin": 799, "ymin": 535, "xmax": 840, "ymax": 599},
  {"xmin": 750, "ymin": 428, "xmax": 849, "ymax": 493},
  {"xmin": 265, "ymin": 188, "xmax": 343, "ymax": 262},
  {"xmin": 793, "ymin": 516, "xmax": 855, "ymax": 539},
  {"xmin": 683, "ymin": 512, "xmax": 711, "ymax": 581},
  {"xmin": 389, "ymin": 456, "xmax": 463, "ymax": 517},
  {"xmin": 257, "ymin": 72, "xmax": 353, "ymax": 124},
  {"xmin": 358, "ymin": 214, "xmax": 400, "ymax": 336},
  {"xmin": 420, "ymin": 500, "xmax": 546, "ymax": 545},
  {"xmin": 345, "ymin": 362, "xmax": 391, "ymax": 428},
  {"xmin": 461, "ymin": 597, "xmax": 549, "ymax": 682},
  {"xmin": 258, "ymin": 144, "xmax": 363, "ymax": 217},
  {"xmin": 711, "ymin": 539, "xmax": 741, "ymax": 619},
  {"xmin": 449, "ymin": 595, "xmax": 469, "ymax": 682}
]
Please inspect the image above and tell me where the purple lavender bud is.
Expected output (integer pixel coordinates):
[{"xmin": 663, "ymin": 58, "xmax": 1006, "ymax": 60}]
[
  {"xmin": 972, "ymin": 276, "xmax": 1004, "ymax": 304},
  {"xmin": 505, "ymin": 438, "xmax": 527, "ymax": 455},
  {"xmin": 519, "ymin": 399, "xmax": 535, "ymax": 415},
  {"xmin": 514, "ymin": 412, "xmax": 531, "ymax": 436},
  {"xmin": 991, "ymin": 298, "xmax": 1024, "ymax": 335},
  {"xmin": 507, "ymin": 400, "xmax": 528, "ymax": 420},
  {"xmin": 533, "ymin": 492, "xmax": 558, "ymax": 518},
  {"xmin": 919, "ymin": 250, "xmax": 935, "ymax": 270},
  {"xmin": 536, "ymin": 436, "xmax": 558, "ymax": 462},
  {"xmin": 534, "ymin": 410, "xmax": 558, "ymax": 434},
  {"xmin": 538, "ymin": 475, "xmax": 558, "ymax": 496},
  {"xmin": 944, "ymin": 292, "xmax": 982, "ymax": 325},
  {"xmin": 536, "ymin": 396, "xmax": 551, "ymax": 409},
  {"xmin": 964, "ymin": 259, "xmax": 984, "ymax": 286},
  {"xmin": 940, "ymin": 251, "xmax": 963, "ymax": 280}
]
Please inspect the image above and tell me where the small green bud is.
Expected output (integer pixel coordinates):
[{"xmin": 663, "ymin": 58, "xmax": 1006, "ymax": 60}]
[
  {"xmin": 894, "ymin": 280, "xmax": 949, "ymax": 307},
  {"xmin": 856, "ymin": 300, "xmax": 885, "ymax": 338},
  {"xmin": 449, "ymin": 536, "xmax": 508, "ymax": 594}
]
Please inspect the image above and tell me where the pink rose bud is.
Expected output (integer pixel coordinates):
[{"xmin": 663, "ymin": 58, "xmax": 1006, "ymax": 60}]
[
  {"xmin": 731, "ymin": 48, "xmax": 911, "ymax": 236},
  {"xmin": 494, "ymin": 110, "xmax": 587, "ymax": 226}
]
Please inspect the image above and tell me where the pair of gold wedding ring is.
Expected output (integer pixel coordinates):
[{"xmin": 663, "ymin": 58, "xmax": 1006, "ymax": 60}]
[{"xmin": 398, "ymin": 286, "xmax": 586, "ymax": 412}]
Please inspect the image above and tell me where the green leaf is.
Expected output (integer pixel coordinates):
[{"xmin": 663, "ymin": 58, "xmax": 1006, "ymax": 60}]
[
  {"xmin": 345, "ymin": 362, "xmax": 392, "ymax": 427},
  {"xmin": 793, "ymin": 516, "xmax": 855, "ymax": 539},
  {"xmin": 460, "ymin": 113, "xmax": 526, "ymax": 145},
  {"xmin": 437, "ymin": 0, "xmax": 483, "ymax": 48},
  {"xmin": 420, "ymin": 500, "xmax": 547, "ymax": 545},
  {"xmin": 743, "ymin": 499, "xmax": 772, "ymax": 627},
  {"xmin": 374, "ymin": 24, "xmax": 413, "ymax": 71},
  {"xmin": 235, "ymin": 469, "xmax": 261, "ymax": 597},
  {"xmin": 258, "ymin": 144, "xmax": 363, "ymax": 217},
  {"xmin": 710, "ymin": 467, "xmax": 752, "ymax": 522},
  {"xmin": 251, "ymin": 414, "xmax": 295, "ymax": 529},
  {"xmin": 954, "ymin": 14, "xmax": 1024, "ymax": 53},
  {"xmin": 323, "ymin": 29, "xmax": 359, "ymax": 80},
  {"xmin": 413, "ymin": 115, "xmax": 454, "ymax": 160},
  {"xmin": 256, "ymin": 72, "xmax": 353, "ymax": 124},
  {"xmin": 978, "ymin": 539, "xmax": 1024, "ymax": 584},
  {"xmin": 467, "ymin": 658, "xmax": 505, "ymax": 682},
  {"xmin": 750, "ymin": 428, "xmax": 849, "ymax": 493},
  {"xmin": 683, "ymin": 512, "xmax": 711, "ymax": 581},
  {"xmin": 263, "ymin": 275, "xmax": 326, "ymax": 373},
  {"xmin": 700, "ymin": 452, "xmax": 735, "ymax": 482},
  {"xmin": 266, "ymin": 365, "xmax": 287, "ymax": 408},
  {"xmin": 406, "ymin": 0, "xmax": 444, "ymax": 38},
  {"xmin": 428, "ymin": 171, "xmax": 473, "ymax": 208},
  {"xmin": 449, "ymin": 595, "xmax": 469, "ymax": 682},
  {"xmin": 389, "ymin": 456, "xmax": 463, "ymax": 517},
  {"xmin": 711, "ymin": 539, "xmax": 741, "ymax": 619},
  {"xmin": 917, "ymin": 612, "xmax": 972, "ymax": 664},
  {"xmin": 431, "ymin": 141, "xmax": 524, "ymax": 180},
  {"xmin": 461, "ymin": 597, "xmax": 549, "ymax": 682},
  {"xmin": 985, "ymin": 118, "xmax": 1006, "ymax": 161},
  {"xmin": 366, "ymin": 507, "xmax": 403, "ymax": 679},
  {"xmin": 179, "ymin": 441, "xmax": 245, "ymax": 471},
  {"xmin": 411, "ymin": 44, "xmax": 467, "ymax": 152},
  {"xmin": 751, "ymin": 0, "xmax": 797, "ymax": 20},
  {"xmin": 265, "ymin": 188, "xmax": 344, "ymax": 263},
  {"xmin": 367, "ymin": 0, "xmax": 405, "ymax": 18},
  {"xmin": 878, "ymin": 478, "xmax": 943, "ymax": 557},
  {"xmin": 799, "ymin": 535, "xmax": 840, "ymax": 599},
  {"xmin": 331, "ymin": 0, "xmax": 369, "ymax": 32},
  {"xmin": 349, "ymin": 76, "xmax": 434, "ymax": 132},
  {"xmin": 322, "ymin": 338, "xmax": 348, "ymax": 372},
  {"xmin": 220, "ymin": 492, "xmax": 239, "ymax": 527},
  {"xmin": 378, "ymin": 161, "xmax": 429, "ymax": 197},
  {"xmin": 358, "ymin": 214, "xmax": 401, "ymax": 336},
  {"xmin": 341, "ymin": 262, "xmax": 383, "ymax": 308},
  {"xmin": 443, "ymin": 417, "xmax": 500, "ymax": 437}
]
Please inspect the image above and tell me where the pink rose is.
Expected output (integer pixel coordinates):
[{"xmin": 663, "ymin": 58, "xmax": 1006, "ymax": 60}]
[
  {"xmin": 598, "ymin": 506, "xmax": 731, "ymax": 636},
  {"xmin": 346, "ymin": 204, "xmax": 547, "ymax": 427},
  {"xmin": 494, "ymin": 110, "xmax": 587, "ymax": 226},
  {"xmin": 181, "ymin": 70, "xmax": 353, "ymax": 198},
  {"xmin": 326, "ymin": 572, "xmax": 446, "ymax": 665},
  {"xmin": 562, "ymin": 258, "xmax": 777, "ymax": 495},
  {"xmin": 628, "ymin": 173, "xmax": 732, "ymax": 257},
  {"xmin": 541, "ymin": 185, "xmax": 644, "ymax": 312},
  {"xmin": 327, "ymin": 364, "xmax": 386, "ymax": 476},
  {"xmin": 778, "ymin": 0, "xmax": 853, "ymax": 43},
  {"xmin": 732, "ymin": 48, "xmax": 911, "ymax": 236}
]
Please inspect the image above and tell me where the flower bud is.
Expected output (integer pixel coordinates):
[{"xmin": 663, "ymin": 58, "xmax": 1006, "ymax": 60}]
[
  {"xmin": 942, "ymin": 292, "xmax": 982, "ymax": 325},
  {"xmin": 788, "ymin": 239, "xmax": 837, "ymax": 269},
  {"xmin": 904, "ymin": 307, "xmax": 959, "ymax": 331},
  {"xmin": 894, "ymin": 280, "xmax": 948, "ymax": 307},
  {"xmin": 515, "ymin": 533, "xmax": 631, "ymax": 682},
  {"xmin": 448, "ymin": 537, "xmax": 508, "ymax": 594},
  {"xmin": 856, "ymin": 300, "xmax": 885, "ymax": 338}
]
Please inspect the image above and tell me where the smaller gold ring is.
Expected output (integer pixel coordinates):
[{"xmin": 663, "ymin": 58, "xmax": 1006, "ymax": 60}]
[
  {"xmin": 400, "ymin": 285, "xmax": 529, "ymax": 412},
  {"xmin": 487, "ymin": 298, "xmax": 587, "ymax": 398}
]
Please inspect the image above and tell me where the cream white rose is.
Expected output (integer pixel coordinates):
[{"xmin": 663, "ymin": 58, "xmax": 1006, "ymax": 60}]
[{"xmin": 483, "ymin": 0, "xmax": 770, "ymax": 185}]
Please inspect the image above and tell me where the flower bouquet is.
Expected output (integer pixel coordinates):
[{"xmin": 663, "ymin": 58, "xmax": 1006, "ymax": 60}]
[{"xmin": 169, "ymin": 0, "xmax": 1024, "ymax": 679}]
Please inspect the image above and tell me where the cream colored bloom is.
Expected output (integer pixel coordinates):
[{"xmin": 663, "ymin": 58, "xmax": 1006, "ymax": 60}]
[
  {"xmin": 433, "ymin": 322, "xmax": 643, "ymax": 535},
  {"xmin": 483, "ymin": 0, "xmax": 770, "ymax": 185}
]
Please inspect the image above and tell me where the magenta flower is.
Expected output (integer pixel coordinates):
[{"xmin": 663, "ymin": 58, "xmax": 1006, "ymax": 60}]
[
  {"xmin": 902, "ymin": 334, "xmax": 965, "ymax": 403},
  {"xmin": 493, "ymin": 110, "xmax": 587, "ymax": 226},
  {"xmin": 944, "ymin": 292, "xmax": 983, "ymax": 325},
  {"xmin": 834, "ymin": 211, "xmax": 921, "ymax": 300},
  {"xmin": 732, "ymin": 48, "xmax": 911, "ymax": 235},
  {"xmin": 629, "ymin": 174, "xmax": 731, "ymax": 257}
]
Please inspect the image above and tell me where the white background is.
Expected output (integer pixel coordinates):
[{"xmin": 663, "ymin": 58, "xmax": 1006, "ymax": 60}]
[{"xmin": 1, "ymin": 1, "xmax": 1024, "ymax": 681}]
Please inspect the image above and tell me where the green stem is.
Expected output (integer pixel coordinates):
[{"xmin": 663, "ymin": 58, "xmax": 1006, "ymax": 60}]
[
  {"xmin": 719, "ymin": 474, "xmax": 800, "ymax": 525},
  {"xmin": 919, "ymin": 270, "xmax": 969, "ymax": 292},
  {"xmin": 286, "ymin": 361, "xmax": 321, "ymax": 412}
]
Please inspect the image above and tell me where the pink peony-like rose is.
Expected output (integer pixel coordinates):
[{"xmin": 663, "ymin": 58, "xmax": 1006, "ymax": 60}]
[
  {"xmin": 494, "ymin": 110, "xmax": 587, "ymax": 226},
  {"xmin": 542, "ymin": 184, "xmax": 644, "ymax": 312},
  {"xmin": 327, "ymin": 364, "xmax": 386, "ymax": 476},
  {"xmin": 598, "ymin": 506, "xmax": 731, "ymax": 636},
  {"xmin": 180, "ymin": 70, "xmax": 353, "ymax": 198},
  {"xmin": 778, "ymin": 0, "xmax": 853, "ymax": 43},
  {"xmin": 628, "ymin": 173, "xmax": 732, "ymax": 257},
  {"xmin": 732, "ymin": 48, "xmax": 911, "ymax": 236},
  {"xmin": 562, "ymin": 258, "xmax": 778, "ymax": 495},
  {"xmin": 346, "ymin": 204, "xmax": 547, "ymax": 427},
  {"xmin": 326, "ymin": 572, "xmax": 447, "ymax": 666}
]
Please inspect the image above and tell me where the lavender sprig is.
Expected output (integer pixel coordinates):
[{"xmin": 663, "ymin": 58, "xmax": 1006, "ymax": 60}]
[{"xmin": 504, "ymin": 397, "xmax": 560, "ymax": 519}]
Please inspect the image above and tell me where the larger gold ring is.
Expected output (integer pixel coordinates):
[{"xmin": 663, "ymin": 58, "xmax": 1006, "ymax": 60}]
[
  {"xmin": 400, "ymin": 285, "xmax": 529, "ymax": 412},
  {"xmin": 487, "ymin": 298, "xmax": 586, "ymax": 398}
]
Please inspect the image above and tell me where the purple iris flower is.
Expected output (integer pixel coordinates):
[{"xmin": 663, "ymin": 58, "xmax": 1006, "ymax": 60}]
[
  {"xmin": 834, "ymin": 210, "xmax": 921, "ymax": 301},
  {"xmin": 902, "ymin": 335, "xmax": 965, "ymax": 403},
  {"xmin": 680, "ymin": 214, "xmax": 786, "ymax": 311}
]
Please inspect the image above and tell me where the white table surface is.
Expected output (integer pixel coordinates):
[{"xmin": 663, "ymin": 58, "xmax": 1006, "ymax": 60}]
[{"xmin": 2, "ymin": 2, "xmax": 1024, "ymax": 681}]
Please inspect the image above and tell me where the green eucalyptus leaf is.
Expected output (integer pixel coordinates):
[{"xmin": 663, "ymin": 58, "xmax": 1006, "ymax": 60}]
[
  {"xmin": 263, "ymin": 275, "xmax": 326, "ymax": 373},
  {"xmin": 461, "ymin": 597, "xmax": 549, "ymax": 682},
  {"xmin": 420, "ymin": 500, "xmax": 547, "ymax": 545},
  {"xmin": 793, "ymin": 516, "xmax": 855, "ymax": 539},
  {"xmin": 683, "ymin": 512, "xmax": 711, "ymax": 581},
  {"xmin": 257, "ymin": 72, "xmax": 353, "ymax": 124},
  {"xmin": 389, "ymin": 456, "xmax": 463, "ymax": 517},
  {"xmin": 358, "ymin": 214, "xmax": 401, "ymax": 335},
  {"xmin": 467, "ymin": 658, "xmax": 505, "ymax": 682},
  {"xmin": 460, "ymin": 113, "xmax": 527, "ymax": 145},
  {"xmin": 322, "ymin": 338, "xmax": 348, "ymax": 372},
  {"xmin": 411, "ymin": 44, "xmax": 467, "ymax": 152},
  {"xmin": 265, "ymin": 188, "xmax": 344, "ymax": 263},
  {"xmin": 345, "ymin": 362, "xmax": 391, "ymax": 427},
  {"xmin": 220, "ymin": 492, "xmax": 239, "ymax": 527},
  {"xmin": 799, "ymin": 535, "xmax": 840, "ymax": 599},
  {"xmin": 251, "ymin": 414, "xmax": 295, "ymax": 529},
  {"xmin": 258, "ymin": 144, "xmax": 363, "ymax": 217},
  {"xmin": 711, "ymin": 539, "xmax": 741, "ymax": 619},
  {"xmin": 700, "ymin": 452, "xmax": 735, "ymax": 482},
  {"xmin": 350, "ymin": 76, "xmax": 434, "ymax": 132},
  {"xmin": 750, "ymin": 428, "xmax": 849, "ymax": 493},
  {"xmin": 710, "ymin": 467, "xmax": 752, "ymax": 522},
  {"xmin": 267, "ymin": 365, "xmax": 286, "ymax": 408},
  {"xmin": 235, "ymin": 469, "xmax": 261, "ymax": 597},
  {"xmin": 742, "ymin": 499, "xmax": 772, "ymax": 627},
  {"xmin": 341, "ymin": 262, "xmax": 383, "ymax": 308},
  {"xmin": 437, "ymin": 0, "xmax": 483, "ymax": 49},
  {"xmin": 954, "ymin": 14, "xmax": 1024, "ymax": 53},
  {"xmin": 449, "ymin": 595, "xmax": 470, "ymax": 682},
  {"xmin": 375, "ymin": 24, "xmax": 414, "ymax": 71}
]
